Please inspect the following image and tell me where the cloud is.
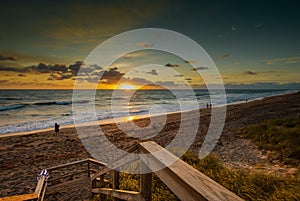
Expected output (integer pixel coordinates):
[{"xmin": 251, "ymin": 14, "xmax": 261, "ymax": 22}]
[
  {"xmin": 47, "ymin": 72, "xmax": 74, "ymax": 80},
  {"xmin": 165, "ymin": 63, "xmax": 179, "ymax": 67},
  {"xmin": 191, "ymin": 66, "xmax": 209, "ymax": 71},
  {"xmin": 136, "ymin": 42, "xmax": 153, "ymax": 48},
  {"xmin": 0, "ymin": 65, "xmax": 26, "ymax": 73},
  {"xmin": 219, "ymin": 54, "xmax": 230, "ymax": 59},
  {"xmin": 154, "ymin": 81, "xmax": 178, "ymax": 87},
  {"xmin": 184, "ymin": 60, "xmax": 197, "ymax": 64},
  {"xmin": 18, "ymin": 74, "xmax": 26, "ymax": 77},
  {"xmin": 121, "ymin": 52, "xmax": 148, "ymax": 59},
  {"xmin": 185, "ymin": 78, "xmax": 192, "ymax": 81},
  {"xmin": 231, "ymin": 24, "xmax": 238, "ymax": 31},
  {"xmin": 99, "ymin": 67, "xmax": 125, "ymax": 84},
  {"xmin": 0, "ymin": 55, "xmax": 16, "ymax": 61},
  {"xmin": 0, "ymin": 80, "xmax": 8, "ymax": 84},
  {"xmin": 266, "ymin": 56, "xmax": 300, "ymax": 65},
  {"xmin": 174, "ymin": 74, "xmax": 184, "ymax": 77},
  {"xmin": 129, "ymin": 77, "xmax": 152, "ymax": 85},
  {"xmin": 69, "ymin": 61, "xmax": 83, "ymax": 75},
  {"xmin": 243, "ymin": 70, "xmax": 257, "ymax": 75},
  {"xmin": 147, "ymin": 69, "xmax": 158, "ymax": 75}
]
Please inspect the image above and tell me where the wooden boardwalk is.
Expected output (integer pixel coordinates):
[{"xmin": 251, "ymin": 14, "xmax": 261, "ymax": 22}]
[{"xmin": 0, "ymin": 141, "xmax": 244, "ymax": 201}]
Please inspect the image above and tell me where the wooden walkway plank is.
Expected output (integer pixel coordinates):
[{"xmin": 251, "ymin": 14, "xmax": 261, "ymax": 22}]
[
  {"xmin": 91, "ymin": 188, "xmax": 145, "ymax": 201},
  {"xmin": 0, "ymin": 193, "xmax": 37, "ymax": 201}
]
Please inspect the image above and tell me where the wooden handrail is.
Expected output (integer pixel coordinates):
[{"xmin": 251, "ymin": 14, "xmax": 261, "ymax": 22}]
[
  {"xmin": 0, "ymin": 194, "xmax": 37, "ymax": 201},
  {"xmin": 47, "ymin": 158, "xmax": 106, "ymax": 171},
  {"xmin": 90, "ymin": 141, "xmax": 243, "ymax": 201},
  {"xmin": 139, "ymin": 141, "xmax": 244, "ymax": 201}
]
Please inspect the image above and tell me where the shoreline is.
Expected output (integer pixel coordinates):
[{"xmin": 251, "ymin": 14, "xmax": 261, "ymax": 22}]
[{"xmin": 1, "ymin": 90, "xmax": 298, "ymax": 138}]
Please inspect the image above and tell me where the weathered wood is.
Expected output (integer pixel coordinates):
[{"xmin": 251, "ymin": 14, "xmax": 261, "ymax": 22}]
[
  {"xmin": 139, "ymin": 141, "xmax": 244, "ymax": 201},
  {"xmin": 0, "ymin": 194, "xmax": 37, "ymax": 201},
  {"xmin": 35, "ymin": 175, "xmax": 47, "ymax": 200},
  {"xmin": 48, "ymin": 170, "xmax": 87, "ymax": 184},
  {"xmin": 91, "ymin": 188, "xmax": 145, "ymax": 201},
  {"xmin": 90, "ymin": 152, "xmax": 138, "ymax": 181},
  {"xmin": 113, "ymin": 171, "xmax": 120, "ymax": 201},
  {"xmin": 140, "ymin": 163, "xmax": 152, "ymax": 201},
  {"xmin": 47, "ymin": 177, "xmax": 90, "ymax": 191},
  {"xmin": 87, "ymin": 161, "xmax": 90, "ymax": 177},
  {"xmin": 47, "ymin": 158, "xmax": 106, "ymax": 171},
  {"xmin": 90, "ymin": 166, "xmax": 111, "ymax": 181}
]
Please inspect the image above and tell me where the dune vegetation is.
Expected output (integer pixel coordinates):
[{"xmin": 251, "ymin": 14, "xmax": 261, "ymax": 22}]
[{"xmin": 91, "ymin": 117, "xmax": 300, "ymax": 201}]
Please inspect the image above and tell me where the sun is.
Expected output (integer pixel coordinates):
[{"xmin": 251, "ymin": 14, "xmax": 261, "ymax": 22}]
[{"xmin": 118, "ymin": 84, "xmax": 136, "ymax": 90}]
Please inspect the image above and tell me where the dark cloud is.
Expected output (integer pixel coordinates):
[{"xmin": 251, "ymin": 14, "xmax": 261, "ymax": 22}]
[
  {"xmin": 219, "ymin": 54, "xmax": 230, "ymax": 59},
  {"xmin": 47, "ymin": 72, "xmax": 74, "ymax": 81},
  {"xmin": 0, "ymin": 65, "xmax": 26, "ymax": 73},
  {"xmin": 184, "ymin": 60, "xmax": 197, "ymax": 64},
  {"xmin": 191, "ymin": 66, "xmax": 209, "ymax": 71},
  {"xmin": 243, "ymin": 70, "xmax": 257, "ymax": 75},
  {"xmin": 0, "ymin": 80, "xmax": 8, "ymax": 84},
  {"xmin": 69, "ymin": 61, "xmax": 83, "ymax": 75},
  {"xmin": 174, "ymin": 74, "xmax": 184, "ymax": 77},
  {"xmin": 49, "ymin": 64, "xmax": 68, "ymax": 72},
  {"xmin": 147, "ymin": 69, "xmax": 158, "ymax": 75},
  {"xmin": 18, "ymin": 73, "xmax": 26, "ymax": 77},
  {"xmin": 165, "ymin": 63, "xmax": 179, "ymax": 67},
  {"xmin": 0, "ymin": 55, "xmax": 16, "ymax": 61},
  {"xmin": 100, "ymin": 68, "xmax": 124, "ymax": 84},
  {"xmin": 185, "ymin": 78, "xmax": 192, "ymax": 81}
]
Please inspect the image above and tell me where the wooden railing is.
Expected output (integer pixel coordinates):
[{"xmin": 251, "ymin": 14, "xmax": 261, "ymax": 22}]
[
  {"xmin": 91, "ymin": 141, "xmax": 244, "ymax": 201},
  {"xmin": 0, "ymin": 158, "xmax": 105, "ymax": 201},
  {"xmin": 0, "ymin": 141, "xmax": 244, "ymax": 201}
]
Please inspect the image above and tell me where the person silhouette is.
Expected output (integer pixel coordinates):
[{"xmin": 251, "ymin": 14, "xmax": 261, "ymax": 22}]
[{"xmin": 54, "ymin": 123, "xmax": 60, "ymax": 136}]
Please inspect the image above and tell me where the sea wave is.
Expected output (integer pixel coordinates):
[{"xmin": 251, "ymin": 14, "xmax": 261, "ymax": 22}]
[
  {"xmin": 0, "ymin": 97, "xmax": 23, "ymax": 100},
  {"xmin": 0, "ymin": 100, "xmax": 90, "ymax": 112},
  {"xmin": 0, "ymin": 104, "xmax": 26, "ymax": 111}
]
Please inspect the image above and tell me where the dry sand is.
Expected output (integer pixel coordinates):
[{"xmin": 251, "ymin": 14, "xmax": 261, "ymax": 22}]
[{"xmin": 0, "ymin": 92, "xmax": 299, "ymax": 197}]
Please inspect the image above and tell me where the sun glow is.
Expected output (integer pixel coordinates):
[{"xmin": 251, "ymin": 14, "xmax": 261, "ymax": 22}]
[
  {"xmin": 127, "ymin": 116, "xmax": 135, "ymax": 121},
  {"xmin": 118, "ymin": 84, "xmax": 136, "ymax": 90}
]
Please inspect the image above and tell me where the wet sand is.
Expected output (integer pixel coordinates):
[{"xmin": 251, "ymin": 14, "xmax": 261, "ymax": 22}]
[{"xmin": 0, "ymin": 91, "xmax": 299, "ymax": 197}]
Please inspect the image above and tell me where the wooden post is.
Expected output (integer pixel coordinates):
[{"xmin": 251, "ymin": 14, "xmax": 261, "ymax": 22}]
[
  {"xmin": 140, "ymin": 163, "xmax": 152, "ymax": 201},
  {"xmin": 113, "ymin": 171, "xmax": 120, "ymax": 201},
  {"xmin": 87, "ymin": 161, "xmax": 90, "ymax": 178},
  {"xmin": 99, "ymin": 174, "xmax": 105, "ymax": 201}
]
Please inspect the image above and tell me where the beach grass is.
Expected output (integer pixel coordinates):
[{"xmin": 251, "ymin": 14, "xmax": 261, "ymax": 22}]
[
  {"xmin": 240, "ymin": 117, "xmax": 300, "ymax": 166},
  {"xmin": 91, "ymin": 152, "xmax": 300, "ymax": 201}
]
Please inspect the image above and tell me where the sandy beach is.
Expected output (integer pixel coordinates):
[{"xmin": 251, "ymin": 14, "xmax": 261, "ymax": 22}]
[{"xmin": 0, "ymin": 91, "xmax": 299, "ymax": 198}]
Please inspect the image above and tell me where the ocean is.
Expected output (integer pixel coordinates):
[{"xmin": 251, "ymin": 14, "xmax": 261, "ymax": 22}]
[{"xmin": 0, "ymin": 89, "xmax": 296, "ymax": 134}]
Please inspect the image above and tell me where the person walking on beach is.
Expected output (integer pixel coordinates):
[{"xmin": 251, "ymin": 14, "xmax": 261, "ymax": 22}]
[{"xmin": 54, "ymin": 123, "xmax": 60, "ymax": 136}]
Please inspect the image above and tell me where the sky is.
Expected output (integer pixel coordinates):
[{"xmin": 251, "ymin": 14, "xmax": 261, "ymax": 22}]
[{"xmin": 0, "ymin": 0, "xmax": 299, "ymax": 89}]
